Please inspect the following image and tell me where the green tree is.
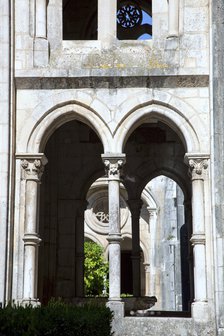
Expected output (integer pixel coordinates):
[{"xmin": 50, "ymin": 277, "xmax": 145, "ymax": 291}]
[{"xmin": 84, "ymin": 241, "xmax": 109, "ymax": 296}]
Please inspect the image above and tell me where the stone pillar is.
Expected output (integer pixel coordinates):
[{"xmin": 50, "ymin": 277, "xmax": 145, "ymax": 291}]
[
  {"xmin": 168, "ymin": 0, "xmax": 179, "ymax": 38},
  {"xmin": 102, "ymin": 154, "xmax": 125, "ymax": 319},
  {"xmin": 147, "ymin": 207, "xmax": 157, "ymax": 297},
  {"xmin": 75, "ymin": 200, "xmax": 88, "ymax": 297},
  {"xmin": 20, "ymin": 154, "xmax": 47, "ymax": 305},
  {"xmin": 144, "ymin": 263, "xmax": 150, "ymax": 296},
  {"xmin": 98, "ymin": 0, "xmax": 116, "ymax": 45},
  {"xmin": 185, "ymin": 154, "xmax": 209, "ymax": 321},
  {"xmin": 34, "ymin": 0, "xmax": 49, "ymax": 66},
  {"xmin": 127, "ymin": 199, "xmax": 143, "ymax": 297}
]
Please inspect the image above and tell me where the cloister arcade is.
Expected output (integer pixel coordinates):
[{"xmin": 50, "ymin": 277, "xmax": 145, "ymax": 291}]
[{"xmin": 14, "ymin": 95, "xmax": 210, "ymax": 321}]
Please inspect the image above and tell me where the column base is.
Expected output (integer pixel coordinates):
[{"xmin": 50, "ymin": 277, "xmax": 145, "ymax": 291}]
[
  {"xmin": 192, "ymin": 301, "xmax": 209, "ymax": 322},
  {"xmin": 21, "ymin": 298, "xmax": 41, "ymax": 307},
  {"xmin": 106, "ymin": 301, "xmax": 124, "ymax": 335},
  {"xmin": 106, "ymin": 300, "xmax": 124, "ymax": 318}
]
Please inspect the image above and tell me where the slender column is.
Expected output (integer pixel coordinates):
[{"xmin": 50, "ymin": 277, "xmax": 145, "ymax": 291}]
[
  {"xmin": 102, "ymin": 154, "xmax": 125, "ymax": 303},
  {"xmin": 36, "ymin": 0, "xmax": 47, "ymax": 38},
  {"xmin": 75, "ymin": 200, "xmax": 88, "ymax": 297},
  {"xmin": 34, "ymin": 0, "xmax": 49, "ymax": 66},
  {"xmin": 144, "ymin": 264, "xmax": 150, "ymax": 296},
  {"xmin": 20, "ymin": 154, "xmax": 47, "ymax": 305},
  {"xmin": 127, "ymin": 199, "xmax": 143, "ymax": 297},
  {"xmin": 147, "ymin": 207, "xmax": 157, "ymax": 297},
  {"xmin": 185, "ymin": 154, "xmax": 209, "ymax": 321},
  {"xmin": 168, "ymin": 0, "xmax": 179, "ymax": 38}
]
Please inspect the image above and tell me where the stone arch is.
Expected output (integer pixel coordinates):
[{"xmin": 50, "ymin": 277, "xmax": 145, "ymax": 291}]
[
  {"xmin": 138, "ymin": 165, "xmax": 190, "ymax": 200},
  {"xmin": 114, "ymin": 96, "xmax": 205, "ymax": 153},
  {"xmin": 23, "ymin": 98, "xmax": 112, "ymax": 153}
]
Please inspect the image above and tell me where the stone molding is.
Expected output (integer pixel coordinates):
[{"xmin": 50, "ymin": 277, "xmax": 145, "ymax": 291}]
[
  {"xmin": 185, "ymin": 153, "xmax": 209, "ymax": 181},
  {"xmin": 190, "ymin": 234, "xmax": 206, "ymax": 246},
  {"xmin": 23, "ymin": 233, "xmax": 41, "ymax": 246},
  {"xmin": 16, "ymin": 153, "xmax": 48, "ymax": 181},
  {"xmin": 102, "ymin": 154, "xmax": 126, "ymax": 180},
  {"xmin": 107, "ymin": 233, "xmax": 122, "ymax": 244}
]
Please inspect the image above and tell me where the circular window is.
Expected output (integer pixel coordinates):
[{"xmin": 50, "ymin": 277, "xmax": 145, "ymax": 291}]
[
  {"xmin": 85, "ymin": 190, "xmax": 129, "ymax": 234},
  {"xmin": 117, "ymin": 3, "xmax": 142, "ymax": 28}
]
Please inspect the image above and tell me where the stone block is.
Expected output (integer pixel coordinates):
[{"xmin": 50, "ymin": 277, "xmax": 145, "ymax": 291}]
[{"xmin": 34, "ymin": 38, "xmax": 49, "ymax": 67}]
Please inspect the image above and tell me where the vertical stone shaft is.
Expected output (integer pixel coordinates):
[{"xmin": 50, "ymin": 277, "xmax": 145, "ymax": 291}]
[
  {"xmin": 20, "ymin": 155, "xmax": 47, "ymax": 304},
  {"xmin": 75, "ymin": 200, "xmax": 87, "ymax": 297},
  {"xmin": 102, "ymin": 154, "xmax": 125, "ymax": 301},
  {"xmin": 168, "ymin": 0, "xmax": 179, "ymax": 37},
  {"xmin": 35, "ymin": 0, "xmax": 47, "ymax": 38},
  {"xmin": 98, "ymin": 0, "xmax": 116, "ymax": 43},
  {"xmin": 187, "ymin": 155, "xmax": 209, "ymax": 303},
  {"xmin": 128, "ymin": 199, "xmax": 143, "ymax": 297},
  {"xmin": 108, "ymin": 175, "xmax": 121, "ymax": 300}
]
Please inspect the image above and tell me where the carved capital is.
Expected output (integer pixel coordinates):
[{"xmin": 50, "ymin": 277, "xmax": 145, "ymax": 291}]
[
  {"xmin": 147, "ymin": 207, "xmax": 158, "ymax": 217},
  {"xmin": 17, "ymin": 154, "xmax": 48, "ymax": 182},
  {"xmin": 185, "ymin": 154, "xmax": 209, "ymax": 181},
  {"xmin": 102, "ymin": 154, "xmax": 126, "ymax": 180}
]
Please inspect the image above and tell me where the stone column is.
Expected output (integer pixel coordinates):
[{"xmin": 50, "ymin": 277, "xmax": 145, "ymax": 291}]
[
  {"xmin": 185, "ymin": 154, "xmax": 209, "ymax": 321},
  {"xmin": 75, "ymin": 200, "xmax": 88, "ymax": 297},
  {"xmin": 127, "ymin": 199, "xmax": 143, "ymax": 297},
  {"xmin": 98, "ymin": 0, "xmax": 116, "ymax": 45},
  {"xmin": 144, "ymin": 263, "xmax": 150, "ymax": 296},
  {"xmin": 102, "ymin": 154, "xmax": 125, "ymax": 320},
  {"xmin": 168, "ymin": 0, "xmax": 179, "ymax": 38},
  {"xmin": 20, "ymin": 154, "xmax": 47, "ymax": 305},
  {"xmin": 34, "ymin": 0, "xmax": 49, "ymax": 66},
  {"xmin": 147, "ymin": 207, "xmax": 157, "ymax": 297}
]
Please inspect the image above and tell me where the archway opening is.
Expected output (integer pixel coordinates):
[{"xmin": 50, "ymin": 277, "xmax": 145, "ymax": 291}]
[
  {"xmin": 146, "ymin": 175, "xmax": 190, "ymax": 312},
  {"xmin": 38, "ymin": 119, "xmax": 104, "ymax": 304},
  {"xmin": 123, "ymin": 120, "xmax": 192, "ymax": 314}
]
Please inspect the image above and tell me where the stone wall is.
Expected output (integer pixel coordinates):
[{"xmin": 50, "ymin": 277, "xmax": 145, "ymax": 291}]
[{"xmin": 212, "ymin": 1, "xmax": 224, "ymax": 335}]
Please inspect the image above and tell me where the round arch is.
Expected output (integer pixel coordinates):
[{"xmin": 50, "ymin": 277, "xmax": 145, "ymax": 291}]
[
  {"xmin": 24, "ymin": 101, "xmax": 113, "ymax": 153},
  {"xmin": 114, "ymin": 101, "xmax": 203, "ymax": 153}
]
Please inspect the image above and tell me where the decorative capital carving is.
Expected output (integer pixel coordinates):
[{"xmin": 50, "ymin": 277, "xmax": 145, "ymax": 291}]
[
  {"xmin": 147, "ymin": 207, "xmax": 158, "ymax": 217},
  {"xmin": 102, "ymin": 154, "xmax": 126, "ymax": 180},
  {"xmin": 16, "ymin": 154, "xmax": 48, "ymax": 181},
  {"xmin": 185, "ymin": 154, "xmax": 209, "ymax": 181}
]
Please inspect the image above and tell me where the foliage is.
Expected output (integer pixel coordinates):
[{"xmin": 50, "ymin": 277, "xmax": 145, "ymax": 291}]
[
  {"xmin": 0, "ymin": 299, "xmax": 113, "ymax": 336},
  {"xmin": 84, "ymin": 241, "xmax": 109, "ymax": 296}
]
